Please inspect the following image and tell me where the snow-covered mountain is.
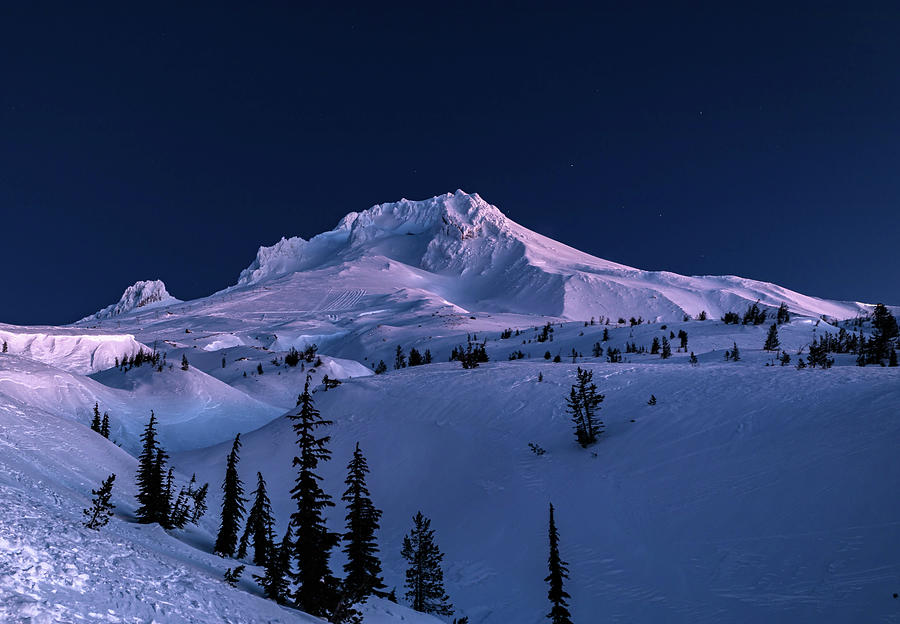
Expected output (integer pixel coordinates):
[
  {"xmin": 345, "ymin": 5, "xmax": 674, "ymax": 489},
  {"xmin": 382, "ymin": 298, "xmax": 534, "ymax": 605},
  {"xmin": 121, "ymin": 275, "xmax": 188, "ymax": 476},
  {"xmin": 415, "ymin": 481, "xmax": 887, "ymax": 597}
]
[
  {"xmin": 2, "ymin": 190, "xmax": 898, "ymax": 623},
  {"xmin": 81, "ymin": 279, "xmax": 180, "ymax": 322},
  {"xmin": 233, "ymin": 190, "xmax": 871, "ymax": 322},
  {"xmin": 70, "ymin": 191, "xmax": 884, "ymax": 374}
]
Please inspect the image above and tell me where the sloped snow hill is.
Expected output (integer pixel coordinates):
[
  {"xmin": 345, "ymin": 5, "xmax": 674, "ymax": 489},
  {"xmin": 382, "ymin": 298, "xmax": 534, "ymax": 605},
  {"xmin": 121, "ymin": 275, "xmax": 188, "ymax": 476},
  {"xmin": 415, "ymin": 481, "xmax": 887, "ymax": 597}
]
[
  {"xmin": 0, "ymin": 389, "xmax": 440, "ymax": 624},
  {"xmin": 179, "ymin": 335, "xmax": 900, "ymax": 624}
]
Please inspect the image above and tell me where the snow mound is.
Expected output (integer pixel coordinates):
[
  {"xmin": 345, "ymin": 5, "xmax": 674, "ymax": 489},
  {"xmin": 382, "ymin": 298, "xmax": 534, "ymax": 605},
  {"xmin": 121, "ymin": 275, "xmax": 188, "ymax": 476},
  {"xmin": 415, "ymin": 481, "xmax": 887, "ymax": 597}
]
[{"xmin": 81, "ymin": 279, "xmax": 180, "ymax": 322}]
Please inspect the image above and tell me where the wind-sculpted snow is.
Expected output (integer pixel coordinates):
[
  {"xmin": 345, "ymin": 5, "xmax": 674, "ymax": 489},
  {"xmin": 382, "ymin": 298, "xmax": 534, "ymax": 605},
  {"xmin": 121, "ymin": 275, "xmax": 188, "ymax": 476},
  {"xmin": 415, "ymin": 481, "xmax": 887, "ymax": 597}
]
[
  {"xmin": 81, "ymin": 279, "xmax": 180, "ymax": 322},
  {"xmin": 0, "ymin": 323, "xmax": 147, "ymax": 374}
]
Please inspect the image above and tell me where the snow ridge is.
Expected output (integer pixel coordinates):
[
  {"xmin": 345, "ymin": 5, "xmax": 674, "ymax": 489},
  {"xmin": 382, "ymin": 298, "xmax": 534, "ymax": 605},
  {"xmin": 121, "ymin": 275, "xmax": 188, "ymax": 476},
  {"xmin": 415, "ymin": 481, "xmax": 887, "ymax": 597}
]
[{"xmin": 81, "ymin": 280, "xmax": 180, "ymax": 322}]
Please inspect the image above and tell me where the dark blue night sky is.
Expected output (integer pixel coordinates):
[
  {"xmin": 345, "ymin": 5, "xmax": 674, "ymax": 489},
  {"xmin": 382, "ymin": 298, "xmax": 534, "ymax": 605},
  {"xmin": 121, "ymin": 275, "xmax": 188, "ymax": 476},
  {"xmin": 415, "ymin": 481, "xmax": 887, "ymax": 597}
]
[{"xmin": 1, "ymin": 3, "xmax": 898, "ymax": 325}]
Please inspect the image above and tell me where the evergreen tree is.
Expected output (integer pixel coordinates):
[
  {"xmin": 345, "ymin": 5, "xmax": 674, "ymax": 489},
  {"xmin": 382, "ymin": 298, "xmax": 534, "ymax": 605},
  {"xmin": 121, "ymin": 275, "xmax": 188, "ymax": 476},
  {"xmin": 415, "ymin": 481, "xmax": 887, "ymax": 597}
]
[
  {"xmin": 374, "ymin": 360, "xmax": 388, "ymax": 374},
  {"xmin": 780, "ymin": 351, "xmax": 791, "ymax": 366},
  {"xmin": 424, "ymin": 349, "xmax": 433, "ymax": 364},
  {"xmin": 342, "ymin": 443, "xmax": 385, "ymax": 602},
  {"xmin": 742, "ymin": 301, "xmax": 767, "ymax": 325},
  {"xmin": 731, "ymin": 342, "xmax": 740, "ymax": 361},
  {"xmin": 408, "ymin": 348, "xmax": 423, "ymax": 367},
  {"xmin": 698, "ymin": 310, "xmax": 708, "ymax": 321},
  {"xmin": 90, "ymin": 402, "xmax": 102, "ymax": 433},
  {"xmin": 289, "ymin": 376, "xmax": 340, "ymax": 617},
  {"xmin": 401, "ymin": 512, "xmax": 453, "ymax": 616},
  {"xmin": 677, "ymin": 329, "xmax": 688, "ymax": 351},
  {"xmin": 181, "ymin": 354, "xmax": 189, "ymax": 371},
  {"xmin": 545, "ymin": 503, "xmax": 572, "ymax": 624},
  {"xmin": 890, "ymin": 348, "xmax": 898, "ymax": 367},
  {"xmin": 223, "ymin": 565, "xmax": 246, "ymax": 586},
  {"xmin": 100, "ymin": 412, "xmax": 110, "ymax": 439},
  {"xmin": 1, "ymin": 340, "xmax": 6, "ymax": 352},
  {"xmin": 763, "ymin": 323, "xmax": 780, "ymax": 351},
  {"xmin": 871, "ymin": 303, "xmax": 899, "ymax": 362},
  {"xmin": 566, "ymin": 367, "xmax": 605, "ymax": 447},
  {"xmin": 169, "ymin": 484, "xmax": 190, "ymax": 529},
  {"xmin": 237, "ymin": 472, "xmax": 276, "ymax": 566},
  {"xmin": 214, "ymin": 434, "xmax": 247, "ymax": 557},
  {"xmin": 394, "ymin": 346, "xmax": 407, "ymax": 370},
  {"xmin": 189, "ymin": 476, "xmax": 210, "ymax": 524},
  {"xmin": 660, "ymin": 337, "xmax": 672, "ymax": 359},
  {"xmin": 255, "ymin": 524, "xmax": 293, "ymax": 604},
  {"xmin": 602, "ymin": 328, "xmax": 609, "ymax": 341},
  {"xmin": 135, "ymin": 411, "xmax": 165, "ymax": 524},
  {"xmin": 160, "ymin": 465, "xmax": 174, "ymax": 528},
  {"xmin": 689, "ymin": 351, "xmax": 698, "ymax": 365},
  {"xmin": 647, "ymin": 395, "xmax": 657, "ymax": 405},
  {"xmin": 777, "ymin": 302, "xmax": 791, "ymax": 325},
  {"xmin": 650, "ymin": 337, "xmax": 660, "ymax": 354},
  {"xmin": 285, "ymin": 347, "xmax": 301, "ymax": 367},
  {"xmin": 83, "ymin": 473, "xmax": 116, "ymax": 530},
  {"xmin": 807, "ymin": 337, "xmax": 834, "ymax": 369}
]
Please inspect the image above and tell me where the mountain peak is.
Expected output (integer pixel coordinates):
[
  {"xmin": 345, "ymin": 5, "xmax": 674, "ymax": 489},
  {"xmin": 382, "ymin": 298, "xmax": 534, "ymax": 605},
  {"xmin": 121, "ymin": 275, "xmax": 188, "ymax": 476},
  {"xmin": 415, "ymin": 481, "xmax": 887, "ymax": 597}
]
[
  {"xmin": 236, "ymin": 191, "xmax": 511, "ymax": 286},
  {"xmin": 336, "ymin": 189, "xmax": 506, "ymax": 243},
  {"xmin": 80, "ymin": 279, "xmax": 180, "ymax": 322}
]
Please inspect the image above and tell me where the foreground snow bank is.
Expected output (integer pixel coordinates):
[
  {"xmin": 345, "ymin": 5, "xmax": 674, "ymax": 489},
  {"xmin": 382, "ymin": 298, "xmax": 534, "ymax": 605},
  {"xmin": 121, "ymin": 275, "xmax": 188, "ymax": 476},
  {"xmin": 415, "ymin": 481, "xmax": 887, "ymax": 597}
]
[{"xmin": 0, "ymin": 399, "xmax": 439, "ymax": 624}]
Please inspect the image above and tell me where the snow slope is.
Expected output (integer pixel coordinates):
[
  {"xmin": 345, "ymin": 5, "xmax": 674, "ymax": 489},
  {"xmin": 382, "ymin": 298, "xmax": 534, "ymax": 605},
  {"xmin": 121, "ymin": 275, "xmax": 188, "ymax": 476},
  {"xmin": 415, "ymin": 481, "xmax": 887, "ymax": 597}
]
[
  {"xmin": 179, "ymin": 340, "xmax": 900, "ymax": 624},
  {"xmin": 0, "ymin": 351, "xmax": 284, "ymax": 453},
  {"xmin": 0, "ymin": 393, "xmax": 439, "ymax": 624}
]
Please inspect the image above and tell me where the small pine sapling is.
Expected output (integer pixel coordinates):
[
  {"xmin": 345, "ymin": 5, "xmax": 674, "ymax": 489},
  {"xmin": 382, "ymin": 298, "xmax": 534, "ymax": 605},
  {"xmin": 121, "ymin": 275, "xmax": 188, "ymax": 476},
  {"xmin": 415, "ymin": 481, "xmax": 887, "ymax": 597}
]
[
  {"xmin": 223, "ymin": 565, "xmax": 246, "ymax": 587},
  {"xmin": 83, "ymin": 473, "xmax": 116, "ymax": 530}
]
